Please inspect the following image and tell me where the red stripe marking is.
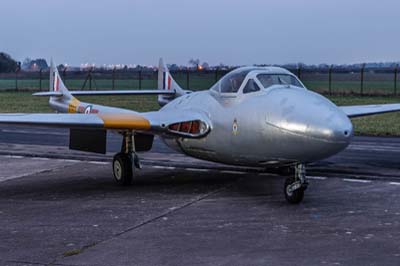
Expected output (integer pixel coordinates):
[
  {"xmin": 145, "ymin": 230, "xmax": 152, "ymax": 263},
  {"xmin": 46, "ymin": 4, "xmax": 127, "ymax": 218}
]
[
  {"xmin": 168, "ymin": 76, "xmax": 172, "ymax": 90},
  {"xmin": 55, "ymin": 77, "xmax": 59, "ymax": 92}
]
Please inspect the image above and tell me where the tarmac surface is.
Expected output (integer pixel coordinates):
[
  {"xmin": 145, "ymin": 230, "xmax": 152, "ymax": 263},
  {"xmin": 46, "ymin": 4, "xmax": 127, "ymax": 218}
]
[{"xmin": 0, "ymin": 125, "xmax": 400, "ymax": 266}]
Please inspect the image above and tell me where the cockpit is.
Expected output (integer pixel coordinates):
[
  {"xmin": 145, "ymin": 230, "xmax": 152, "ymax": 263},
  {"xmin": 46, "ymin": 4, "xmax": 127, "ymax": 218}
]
[
  {"xmin": 220, "ymin": 69, "xmax": 252, "ymax": 93},
  {"xmin": 211, "ymin": 67, "xmax": 305, "ymax": 95}
]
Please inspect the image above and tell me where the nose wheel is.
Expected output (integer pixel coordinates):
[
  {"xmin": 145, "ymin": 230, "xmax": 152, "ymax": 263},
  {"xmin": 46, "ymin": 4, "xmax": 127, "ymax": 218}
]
[{"xmin": 284, "ymin": 164, "xmax": 308, "ymax": 204}]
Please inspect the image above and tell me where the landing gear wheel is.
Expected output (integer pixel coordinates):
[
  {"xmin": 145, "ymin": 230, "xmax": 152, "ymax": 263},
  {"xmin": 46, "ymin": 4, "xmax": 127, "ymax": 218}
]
[
  {"xmin": 284, "ymin": 176, "xmax": 304, "ymax": 204},
  {"xmin": 113, "ymin": 153, "xmax": 133, "ymax": 186}
]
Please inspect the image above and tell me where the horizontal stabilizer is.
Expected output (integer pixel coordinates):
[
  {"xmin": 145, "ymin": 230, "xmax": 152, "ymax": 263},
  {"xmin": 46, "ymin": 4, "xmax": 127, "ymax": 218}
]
[
  {"xmin": 33, "ymin": 91, "xmax": 63, "ymax": 97},
  {"xmin": 33, "ymin": 90, "xmax": 176, "ymax": 97}
]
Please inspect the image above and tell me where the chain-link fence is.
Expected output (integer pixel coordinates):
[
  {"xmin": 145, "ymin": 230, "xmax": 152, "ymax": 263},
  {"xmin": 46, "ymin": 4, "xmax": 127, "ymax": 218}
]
[
  {"xmin": 298, "ymin": 66, "xmax": 399, "ymax": 95},
  {"xmin": 0, "ymin": 66, "xmax": 398, "ymax": 95}
]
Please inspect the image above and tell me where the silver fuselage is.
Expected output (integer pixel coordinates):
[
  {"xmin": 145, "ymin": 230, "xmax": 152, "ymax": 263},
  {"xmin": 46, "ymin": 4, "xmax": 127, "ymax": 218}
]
[
  {"xmin": 160, "ymin": 68, "xmax": 353, "ymax": 167},
  {"xmin": 161, "ymin": 87, "xmax": 353, "ymax": 167},
  {"xmin": 59, "ymin": 67, "xmax": 353, "ymax": 167}
]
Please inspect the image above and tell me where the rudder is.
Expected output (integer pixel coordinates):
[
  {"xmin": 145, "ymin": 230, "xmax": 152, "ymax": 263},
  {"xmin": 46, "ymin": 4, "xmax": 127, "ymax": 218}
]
[{"xmin": 157, "ymin": 58, "xmax": 189, "ymax": 106}]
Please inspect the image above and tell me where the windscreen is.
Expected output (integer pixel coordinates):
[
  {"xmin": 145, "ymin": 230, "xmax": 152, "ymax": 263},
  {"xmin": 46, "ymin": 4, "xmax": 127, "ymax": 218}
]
[
  {"xmin": 220, "ymin": 69, "xmax": 252, "ymax": 93},
  {"xmin": 256, "ymin": 74, "xmax": 303, "ymax": 89},
  {"xmin": 243, "ymin": 79, "xmax": 261, "ymax": 94}
]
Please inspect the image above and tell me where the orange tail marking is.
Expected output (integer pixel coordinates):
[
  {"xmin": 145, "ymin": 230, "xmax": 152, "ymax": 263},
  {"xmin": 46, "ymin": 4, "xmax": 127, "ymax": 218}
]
[{"xmin": 68, "ymin": 98, "xmax": 81, "ymax": 113}]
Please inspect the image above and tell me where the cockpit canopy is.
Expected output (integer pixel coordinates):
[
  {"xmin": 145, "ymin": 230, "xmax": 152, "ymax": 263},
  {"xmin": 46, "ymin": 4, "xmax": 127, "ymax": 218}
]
[
  {"xmin": 256, "ymin": 74, "xmax": 303, "ymax": 89},
  {"xmin": 220, "ymin": 69, "xmax": 253, "ymax": 93},
  {"xmin": 211, "ymin": 67, "xmax": 304, "ymax": 95}
]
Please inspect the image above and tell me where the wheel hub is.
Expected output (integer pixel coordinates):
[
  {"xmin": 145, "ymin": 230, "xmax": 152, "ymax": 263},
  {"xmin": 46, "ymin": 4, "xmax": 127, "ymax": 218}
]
[
  {"xmin": 113, "ymin": 160, "xmax": 122, "ymax": 180},
  {"xmin": 286, "ymin": 181, "xmax": 302, "ymax": 195}
]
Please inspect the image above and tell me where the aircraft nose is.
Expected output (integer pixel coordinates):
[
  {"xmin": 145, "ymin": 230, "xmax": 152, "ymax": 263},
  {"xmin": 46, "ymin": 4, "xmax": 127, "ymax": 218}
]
[
  {"xmin": 313, "ymin": 113, "xmax": 353, "ymax": 143},
  {"xmin": 301, "ymin": 101, "xmax": 353, "ymax": 144},
  {"xmin": 272, "ymin": 104, "xmax": 353, "ymax": 143},
  {"xmin": 265, "ymin": 88, "xmax": 353, "ymax": 159}
]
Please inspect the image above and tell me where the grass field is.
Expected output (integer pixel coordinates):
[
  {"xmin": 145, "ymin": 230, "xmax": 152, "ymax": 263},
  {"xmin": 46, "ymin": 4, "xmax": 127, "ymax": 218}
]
[
  {"xmin": 301, "ymin": 72, "xmax": 398, "ymax": 94},
  {"xmin": 303, "ymin": 81, "xmax": 397, "ymax": 94},
  {"xmin": 1, "ymin": 91, "xmax": 400, "ymax": 136},
  {"xmin": 329, "ymin": 96, "xmax": 400, "ymax": 136},
  {"xmin": 0, "ymin": 92, "xmax": 159, "ymax": 113}
]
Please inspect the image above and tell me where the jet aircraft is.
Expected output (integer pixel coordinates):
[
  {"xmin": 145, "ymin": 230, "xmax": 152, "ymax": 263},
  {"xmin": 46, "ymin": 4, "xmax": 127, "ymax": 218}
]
[{"xmin": 1, "ymin": 59, "xmax": 400, "ymax": 203}]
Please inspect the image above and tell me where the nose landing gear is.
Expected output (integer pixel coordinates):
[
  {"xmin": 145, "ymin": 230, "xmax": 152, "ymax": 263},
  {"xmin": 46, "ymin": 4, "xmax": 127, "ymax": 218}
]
[
  {"xmin": 284, "ymin": 164, "xmax": 308, "ymax": 204},
  {"xmin": 112, "ymin": 132, "xmax": 141, "ymax": 186}
]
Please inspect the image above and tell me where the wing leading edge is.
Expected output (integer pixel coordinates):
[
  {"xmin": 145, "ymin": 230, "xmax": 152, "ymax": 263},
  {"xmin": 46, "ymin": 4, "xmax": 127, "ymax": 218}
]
[
  {"xmin": 0, "ymin": 113, "xmax": 151, "ymax": 130},
  {"xmin": 0, "ymin": 110, "xmax": 211, "ymax": 138},
  {"xmin": 340, "ymin": 103, "xmax": 400, "ymax": 118}
]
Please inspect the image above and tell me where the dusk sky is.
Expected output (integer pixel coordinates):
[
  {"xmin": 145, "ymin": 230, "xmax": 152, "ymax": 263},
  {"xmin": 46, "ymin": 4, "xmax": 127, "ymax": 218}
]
[{"xmin": 1, "ymin": 0, "xmax": 399, "ymax": 66}]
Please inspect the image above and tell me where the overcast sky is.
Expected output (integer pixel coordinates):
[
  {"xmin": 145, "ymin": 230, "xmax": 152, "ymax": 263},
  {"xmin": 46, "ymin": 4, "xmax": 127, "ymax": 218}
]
[{"xmin": 1, "ymin": 0, "xmax": 399, "ymax": 66}]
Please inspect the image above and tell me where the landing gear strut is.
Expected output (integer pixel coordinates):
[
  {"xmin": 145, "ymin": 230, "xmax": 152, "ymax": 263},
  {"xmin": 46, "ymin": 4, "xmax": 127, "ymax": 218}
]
[
  {"xmin": 112, "ymin": 132, "xmax": 141, "ymax": 186},
  {"xmin": 284, "ymin": 164, "xmax": 308, "ymax": 204}
]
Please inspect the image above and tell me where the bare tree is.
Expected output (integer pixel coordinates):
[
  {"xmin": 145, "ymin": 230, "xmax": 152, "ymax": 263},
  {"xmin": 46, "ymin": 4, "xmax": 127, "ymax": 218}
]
[{"xmin": 188, "ymin": 58, "xmax": 200, "ymax": 68}]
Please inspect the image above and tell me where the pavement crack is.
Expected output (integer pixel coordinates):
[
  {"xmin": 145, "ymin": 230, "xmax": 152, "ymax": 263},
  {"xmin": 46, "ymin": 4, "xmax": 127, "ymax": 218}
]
[
  {"xmin": 3, "ymin": 259, "xmax": 47, "ymax": 265},
  {"xmin": 114, "ymin": 183, "xmax": 234, "ymax": 238},
  {"xmin": 52, "ymin": 180, "xmax": 236, "ymax": 264}
]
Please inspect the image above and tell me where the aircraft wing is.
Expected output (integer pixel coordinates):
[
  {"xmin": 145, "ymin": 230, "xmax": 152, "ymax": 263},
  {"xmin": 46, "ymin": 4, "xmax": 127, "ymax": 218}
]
[
  {"xmin": 340, "ymin": 104, "xmax": 400, "ymax": 118},
  {"xmin": 33, "ymin": 90, "xmax": 176, "ymax": 97},
  {"xmin": 0, "ymin": 111, "xmax": 211, "ymax": 138},
  {"xmin": 0, "ymin": 113, "xmax": 151, "ymax": 130}
]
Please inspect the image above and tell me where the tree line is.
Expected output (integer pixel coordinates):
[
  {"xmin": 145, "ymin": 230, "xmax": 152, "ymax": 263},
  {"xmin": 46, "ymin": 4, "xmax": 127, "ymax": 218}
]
[{"xmin": 0, "ymin": 52, "xmax": 18, "ymax": 73}]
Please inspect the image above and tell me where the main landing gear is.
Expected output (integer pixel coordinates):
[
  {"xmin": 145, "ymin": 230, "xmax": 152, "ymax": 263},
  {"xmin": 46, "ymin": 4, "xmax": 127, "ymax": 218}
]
[
  {"xmin": 283, "ymin": 164, "xmax": 308, "ymax": 204},
  {"xmin": 112, "ymin": 132, "xmax": 141, "ymax": 186}
]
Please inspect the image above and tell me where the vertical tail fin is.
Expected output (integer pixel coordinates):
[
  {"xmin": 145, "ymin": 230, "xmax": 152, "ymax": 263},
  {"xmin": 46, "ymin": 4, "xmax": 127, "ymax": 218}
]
[
  {"xmin": 48, "ymin": 60, "xmax": 76, "ymax": 113},
  {"xmin": 49, "ymin": 60, "xmax": 72, "ymax": 99},
  {"xmin": 157, "ymin": 58, "xmax": 188, "ymax": 106}
]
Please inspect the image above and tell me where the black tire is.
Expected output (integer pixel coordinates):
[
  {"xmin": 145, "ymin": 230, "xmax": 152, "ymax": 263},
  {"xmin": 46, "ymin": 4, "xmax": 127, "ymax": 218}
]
[
  {"xmin": 284, "ymin": 177, "xmax": 304, "ymax": 204},
  {"xmin": 113, "ymin": 153, "xmax": 133, "ymax": 186}
]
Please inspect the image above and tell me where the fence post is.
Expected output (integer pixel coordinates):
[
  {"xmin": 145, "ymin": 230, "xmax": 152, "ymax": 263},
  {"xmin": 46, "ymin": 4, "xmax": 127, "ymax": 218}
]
[
  {"xmin": 112, "ymin": 67, "xmax": 116, "ymax": 90},
  {"xmin": 62, "ymin": 67, "xmax": 67, "ymax": 85},
  {"xmin": 360, "ymin": 63, "xmax": 365, "ymax": 95},
  {"xmin": 297, "ymin": 65, "xmax": 301, "ymax": 79},
  {"xmin": 139, "ymin": 69, "xmax": 142, "ymax": 89},
  {"xmin": 89, "ymin": 67, "xmax": 92, "ymax": 90},
  {"xmin": 328, "ymin": 65, "xmax": 333, "ymax": 95},
  {"xmin": 39, "ymin": 68, "xmax": 43, "ymax": 91},
  {"xmin": 215, "ymin": 68, "xmax": 219, "ymax": 82},
  {"xmin": 395, "ymin": 64, "xmax": 398, "ymax": 96},
  {"xmin": 15, "ymin": 70, "xmax": 18, "ymax": 91},
  {"xmin": 186, "ymin": 68, "xmax": 190, "ymax": 89},
  {"xmin": 15, "ymin": 62, "xmax": 21, "ymax": 91}
]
